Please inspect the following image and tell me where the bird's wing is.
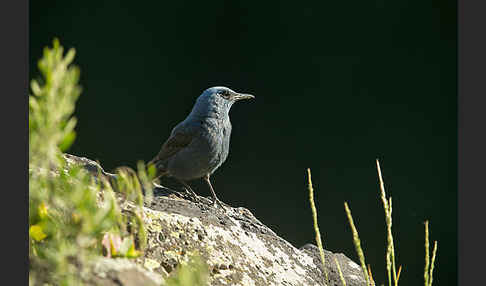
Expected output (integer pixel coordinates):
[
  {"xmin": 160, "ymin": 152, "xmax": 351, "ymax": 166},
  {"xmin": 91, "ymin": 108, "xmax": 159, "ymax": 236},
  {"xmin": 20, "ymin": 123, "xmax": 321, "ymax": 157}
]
[{"xmin": 150, "ymin": 125, "xmax": 195, "ymax": 165}]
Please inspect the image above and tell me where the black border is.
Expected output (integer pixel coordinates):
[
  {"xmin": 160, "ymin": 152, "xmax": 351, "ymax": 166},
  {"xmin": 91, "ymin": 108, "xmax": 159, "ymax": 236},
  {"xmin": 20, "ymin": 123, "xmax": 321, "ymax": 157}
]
[
  {"xmin": 0, "ymin": 0, "xmax": 29, "ymax": 284},
  {"xmin": 458, "ymin": 1, "xmax": 486, "ymax": 285},
  {"xmin": 1, "ymin": 0, "xmax": 484, "ymax": 284}
]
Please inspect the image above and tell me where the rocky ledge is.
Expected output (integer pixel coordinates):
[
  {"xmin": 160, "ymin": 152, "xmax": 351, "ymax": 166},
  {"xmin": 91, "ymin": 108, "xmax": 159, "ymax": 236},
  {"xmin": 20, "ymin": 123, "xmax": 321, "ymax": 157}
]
[{"xmin": 64, "ymin": 153, "xmax": 366, "ymax": 286}]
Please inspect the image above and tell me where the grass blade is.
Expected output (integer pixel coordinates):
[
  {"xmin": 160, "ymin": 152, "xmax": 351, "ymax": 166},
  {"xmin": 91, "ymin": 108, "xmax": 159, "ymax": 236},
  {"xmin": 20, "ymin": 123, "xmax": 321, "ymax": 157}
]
[
  {"xmin": 334, "ymin": 256, "xmax": 347, "ymax": 286},
  {"xmin": 307, "ymin": 168, "xmax": 328, "ymax": 281},
  {"xmin": 344, "ymin": 202, "xmax": 370, "ymax": 286},
  {"xmin": 429, "ymin": 241, "xmax": 438, "ymax": 286},
  {"xmin": 424, "ymin": 221, "xmax": 430, "ymax": 286},
  {"xmin": 376, "ymin": 159, "xmax": 397, "ymax": 286}
]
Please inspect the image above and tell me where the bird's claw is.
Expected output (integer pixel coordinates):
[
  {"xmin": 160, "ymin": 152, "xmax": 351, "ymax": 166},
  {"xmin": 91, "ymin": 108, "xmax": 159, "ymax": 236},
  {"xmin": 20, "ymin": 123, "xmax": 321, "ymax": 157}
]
[{"xmin": 183, "ymin": 187, "xmax": 200, "ymax": 202}]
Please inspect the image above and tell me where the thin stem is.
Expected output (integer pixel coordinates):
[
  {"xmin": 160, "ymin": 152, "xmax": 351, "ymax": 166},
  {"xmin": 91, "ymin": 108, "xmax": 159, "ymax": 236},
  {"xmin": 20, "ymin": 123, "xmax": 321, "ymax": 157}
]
[{"xmin": 307, "ymin": 168, "xmax": 328, "ymax": 281}]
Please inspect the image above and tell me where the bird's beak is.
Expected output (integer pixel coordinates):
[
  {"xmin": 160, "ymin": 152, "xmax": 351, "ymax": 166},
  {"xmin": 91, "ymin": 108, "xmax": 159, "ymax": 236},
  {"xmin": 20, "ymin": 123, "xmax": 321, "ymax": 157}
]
[{"xmin": 233, "ymin": 93, "xmax": 255, "ymax": 101}]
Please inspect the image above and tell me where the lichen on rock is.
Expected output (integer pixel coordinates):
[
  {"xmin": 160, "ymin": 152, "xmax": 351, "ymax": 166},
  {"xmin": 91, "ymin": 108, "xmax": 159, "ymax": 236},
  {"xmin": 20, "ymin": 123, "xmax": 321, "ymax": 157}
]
[{"xmin": 68, "ymin": 153, "xmax": 367, "ymax": 286}]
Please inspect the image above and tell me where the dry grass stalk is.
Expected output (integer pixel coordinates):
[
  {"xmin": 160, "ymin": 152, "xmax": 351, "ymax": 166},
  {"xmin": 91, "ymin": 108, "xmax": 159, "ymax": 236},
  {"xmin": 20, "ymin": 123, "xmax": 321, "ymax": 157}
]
[
  {"xmin": 424, "ymin": 221, "xmax": 430, "ymax": 286},
  {"xmin": 344, "ymin": 202, "xmax": 370, "ymax": 286},
  {"xmin": 367, "ymin": 264, "xmax": 375, "ymax": 286},
  {"xmin": 429, "ymin": 241, "xmax": 438, "ymax": 286},
  {"xmin": 424, "ymin": 220, "xmax": 438, "ymax": 286},
  {"xmin": 396, "ymin": 265, "xmax": 402, "ymax": 284},
  {"xmin": 307, "ymin": 168, "xmax": 328, "ymax": 281},
  {"xmin": 334, "ymin": 256, "xmax": 347, "ymax": 286},
  {"xmin": 376, "ymin": 159, "xmax": 397, "ymax": 286}
]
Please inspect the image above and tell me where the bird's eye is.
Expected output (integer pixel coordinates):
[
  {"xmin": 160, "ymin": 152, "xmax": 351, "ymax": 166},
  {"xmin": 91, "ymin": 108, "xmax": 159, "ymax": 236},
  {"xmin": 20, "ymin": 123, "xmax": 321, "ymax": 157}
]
[{"xmin": 218, "ymin": 90, "xmax": 230, "ymax": 99}]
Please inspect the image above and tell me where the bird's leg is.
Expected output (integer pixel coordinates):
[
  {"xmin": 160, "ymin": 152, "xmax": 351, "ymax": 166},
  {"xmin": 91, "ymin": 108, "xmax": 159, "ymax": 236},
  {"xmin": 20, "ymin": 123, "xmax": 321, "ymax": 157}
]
[
  {"xmin": 204, "ymin": 174, "xmax": 225, "ymax": 209},
  {"xmin": 174, "ymin": 178, "xmax": 199, "ymax": 202}
]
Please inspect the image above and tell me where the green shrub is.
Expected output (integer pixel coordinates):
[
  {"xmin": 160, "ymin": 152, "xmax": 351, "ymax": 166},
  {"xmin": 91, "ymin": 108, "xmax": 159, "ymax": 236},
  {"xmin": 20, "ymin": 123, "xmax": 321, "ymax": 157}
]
[
  {"xmin": 29, "ymin": 39, "xmax": 144, "ymax": 285},
  {"xmin": 29, "ymin": 39, "xmax": 208, "ymax": 286}
]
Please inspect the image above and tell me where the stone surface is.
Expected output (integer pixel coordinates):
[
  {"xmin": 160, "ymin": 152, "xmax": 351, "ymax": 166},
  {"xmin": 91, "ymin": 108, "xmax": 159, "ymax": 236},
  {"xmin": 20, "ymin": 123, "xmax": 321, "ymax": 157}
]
[
  {"xmin": 65, "ymin": 153, "xmax": 367, "ymax": 286},
  {"xmin": 87, "ymin": 257, "xmax": 164, "ymax": 286}
]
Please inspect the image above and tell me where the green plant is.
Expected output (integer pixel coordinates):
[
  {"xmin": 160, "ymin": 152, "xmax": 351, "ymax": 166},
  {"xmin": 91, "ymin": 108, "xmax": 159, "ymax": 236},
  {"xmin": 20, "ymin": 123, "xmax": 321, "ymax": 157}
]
[
  {"xmin": 306, "ymin": 160, "xmax": 438, "ymax": 286},
  {"xmin": 343, "ymin": 201, "xmax": 370, "ymax": 285},
  {"xmin": 307, "ymin": 168, "xmax": 328, "ymax": 282},
  {"xmin": 424, "ymin": 220, "xmax": 438, "ymax": 286},
  {"xmin": 28, "ymin": 39, "xmax": 156, "ymax": 285},
  {"xmin": 29, "ymin": 38, "xmax": 117, "ymax": 285},
  {"xmin": 29, "ymin": 38, "xmax": 211, "ymax": 286}
]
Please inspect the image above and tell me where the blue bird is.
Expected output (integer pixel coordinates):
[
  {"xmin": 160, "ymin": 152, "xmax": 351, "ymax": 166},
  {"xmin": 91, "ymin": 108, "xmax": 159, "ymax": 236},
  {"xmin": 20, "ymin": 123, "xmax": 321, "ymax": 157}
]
[{"xmin": 149, "ymin": 87, "xmax": 254, "ymax": 208}]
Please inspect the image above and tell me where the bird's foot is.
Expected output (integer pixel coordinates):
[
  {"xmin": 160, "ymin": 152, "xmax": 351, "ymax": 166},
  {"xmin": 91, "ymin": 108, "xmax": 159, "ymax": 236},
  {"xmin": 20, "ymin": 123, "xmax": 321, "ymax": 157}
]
[{"xmin": 183, "ymin": 187, "xmax": 201, "ymax": 203}]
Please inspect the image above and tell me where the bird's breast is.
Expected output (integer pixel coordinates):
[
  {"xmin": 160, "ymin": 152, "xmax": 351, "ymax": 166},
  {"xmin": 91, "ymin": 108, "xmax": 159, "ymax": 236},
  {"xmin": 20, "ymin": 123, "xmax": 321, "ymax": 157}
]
[{"xmin": 202, "ymin": 118, "xmax": 231, "ymax": 172}]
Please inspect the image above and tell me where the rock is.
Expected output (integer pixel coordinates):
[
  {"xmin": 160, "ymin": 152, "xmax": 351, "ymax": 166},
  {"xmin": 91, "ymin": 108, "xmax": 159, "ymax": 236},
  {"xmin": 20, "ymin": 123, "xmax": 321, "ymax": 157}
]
[
  {"xmin": 86, "ymin": 257, "xmax": 164, "ymax": 286},
  {"xmin": 65, "ymin": 153, "xmax": 367, "ymax": 286}
]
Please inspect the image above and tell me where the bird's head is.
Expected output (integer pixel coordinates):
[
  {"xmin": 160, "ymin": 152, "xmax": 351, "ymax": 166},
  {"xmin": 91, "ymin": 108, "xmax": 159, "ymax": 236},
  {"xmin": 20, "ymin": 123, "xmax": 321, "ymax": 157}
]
[{"xmin": 191, "ymin": 86, "xmax": 255, "ymax": 117}]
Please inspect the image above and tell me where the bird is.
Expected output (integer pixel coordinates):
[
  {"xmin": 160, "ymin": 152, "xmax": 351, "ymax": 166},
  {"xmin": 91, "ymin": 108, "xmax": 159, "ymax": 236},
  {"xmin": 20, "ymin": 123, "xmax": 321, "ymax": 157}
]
[{"xmin": 148, "ymin": 86, "xmax": 255, "ymax": 208}]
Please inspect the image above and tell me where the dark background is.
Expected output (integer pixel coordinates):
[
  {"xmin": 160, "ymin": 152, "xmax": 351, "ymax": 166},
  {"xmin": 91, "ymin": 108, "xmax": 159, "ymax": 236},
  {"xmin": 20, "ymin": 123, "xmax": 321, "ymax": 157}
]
[{"xmin": 30, "ymin": 1, "xmax": 456, "ymax": 285}]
